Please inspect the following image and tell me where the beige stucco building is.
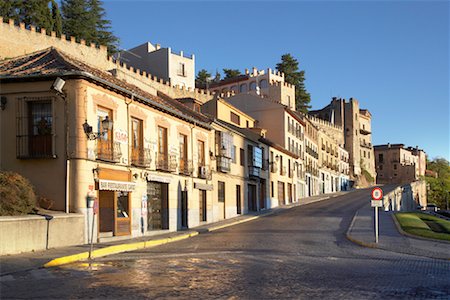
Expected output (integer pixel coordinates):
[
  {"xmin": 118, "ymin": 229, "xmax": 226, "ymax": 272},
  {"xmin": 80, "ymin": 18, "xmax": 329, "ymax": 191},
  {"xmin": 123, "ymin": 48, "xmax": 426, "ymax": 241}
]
[
  {"xmin": 304, "ymin": 116, "xmax": 320, "ymax": 196},
  {"xmin": 117, "ymin": 42, "xmax": 195, "ymax": 90},
  {"xmin": 374, "ymin": 144, "xmax": 426, "ymax": 184}
]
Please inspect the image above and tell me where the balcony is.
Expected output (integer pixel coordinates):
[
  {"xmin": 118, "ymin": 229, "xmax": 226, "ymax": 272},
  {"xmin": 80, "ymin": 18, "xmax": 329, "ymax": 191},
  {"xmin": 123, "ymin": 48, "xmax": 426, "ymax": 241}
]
[
  {"xmin": 248, "ymin": 166, "xmax": 261, "ymax": 178},
  {"xmin": 131, "ymin": 147, "xmax": 151, "ymax": 168},
  {"xmin": 198, "ymin": 165, "xmax": 211, "ymax": 179},
  {"xmin": 97, "ymin": 141, "xmax": 122, "ymax": 163},
  {"xmin": 360, "ymin": 141, "xmax": 372, "ymax": 149},
  {"xmin": 156, "ymin": 154, "xmax": 177, "ymax": 172},
  {"xmin": 360, "ymin": 128, "xmax": 371, "ymax": 135},
  {"xmin": 217, "ymin": 156, "xmax": 231, "ymax": 173},
  {"xmin": 179, "ymin": 159, "xmax": 193, "ymax": 176},
  {"xmin": 271, "ymin": 162, "xmax": 278, "ymax": 173}
]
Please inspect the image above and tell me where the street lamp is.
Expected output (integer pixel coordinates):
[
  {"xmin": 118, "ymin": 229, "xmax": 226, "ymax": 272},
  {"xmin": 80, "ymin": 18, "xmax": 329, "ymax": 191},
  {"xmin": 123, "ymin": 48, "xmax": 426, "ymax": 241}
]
[{"xmin": 83, "ymin": 117, "xmax": 113, "ymax": 140}]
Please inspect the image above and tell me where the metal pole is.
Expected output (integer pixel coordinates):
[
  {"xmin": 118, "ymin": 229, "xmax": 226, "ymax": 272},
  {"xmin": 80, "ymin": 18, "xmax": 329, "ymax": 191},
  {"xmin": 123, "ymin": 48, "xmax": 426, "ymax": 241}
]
[
  {"xmin": 375, "ymin": 206, "xmax": 379, "ymax": 243},
  {"xmin": 89, "ymin": 207, "xmax": 95, "ymax": 259}
]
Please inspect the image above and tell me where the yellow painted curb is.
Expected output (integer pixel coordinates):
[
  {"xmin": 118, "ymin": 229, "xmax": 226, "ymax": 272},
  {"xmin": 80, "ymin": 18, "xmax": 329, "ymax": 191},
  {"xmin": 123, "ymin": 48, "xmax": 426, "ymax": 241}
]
[
  {"xmin": 44, "ymin": 232, "xmax": 199, "ymax": 268},
  {"xmin": 208, "ymin": 216, "xmax": 260, "ymax": 232}
]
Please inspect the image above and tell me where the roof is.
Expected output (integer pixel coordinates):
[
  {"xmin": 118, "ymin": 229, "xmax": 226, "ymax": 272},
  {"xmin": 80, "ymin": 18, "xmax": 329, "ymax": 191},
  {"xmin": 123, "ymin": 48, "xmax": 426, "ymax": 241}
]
[
  {"xmin": 0, "ymin": 47, "xmax": 211, "ymax": 128},
  {"xmin": 214, "ymin": 119, "xmax": 261, "ymax": 144},
  {"xmin": 259, "ymin": 137, "xmax": 299, "ymax": 159},
  {"xmin": 209, "ymin": 74, "xmax": 250, "ymax": 88}
]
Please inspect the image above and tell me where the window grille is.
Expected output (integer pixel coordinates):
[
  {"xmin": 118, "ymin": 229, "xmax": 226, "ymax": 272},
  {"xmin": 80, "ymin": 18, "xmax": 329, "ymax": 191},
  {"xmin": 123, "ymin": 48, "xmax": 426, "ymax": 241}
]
[{"xmin": 16, "ymin": 97, "xmax": 56, "ymax": 159}]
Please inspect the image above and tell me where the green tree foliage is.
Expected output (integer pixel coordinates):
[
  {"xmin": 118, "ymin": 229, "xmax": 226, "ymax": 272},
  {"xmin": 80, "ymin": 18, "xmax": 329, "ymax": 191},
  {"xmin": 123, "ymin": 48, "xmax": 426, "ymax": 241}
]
[
  {"xmin": 0, "ymin": 0, "xmax": 56, "ymax": 32},
  {"xmin": 223, "ymin": 68, "xmax": 241, "ymax": 79},
  {"xmin": 276, "ymin": 53, "xmax": 311, "ymax": 113},
  {"xmin": 0, "ymin": 0, "xmax": 16, "ymax": 19},
  {"xmin": 61, "ymin": 0, "xmax": 118, "ymax": 54},
  {"xmin": 425, "ymin": 158, "xmax": 450, "ymax": 209},
  {"xmin": 51, "ymin": 0, "xmax": 62, "ymax": 36},
  {"xmin": 195, "ymin": 69, "xmax": 211, "ymax": 88}
]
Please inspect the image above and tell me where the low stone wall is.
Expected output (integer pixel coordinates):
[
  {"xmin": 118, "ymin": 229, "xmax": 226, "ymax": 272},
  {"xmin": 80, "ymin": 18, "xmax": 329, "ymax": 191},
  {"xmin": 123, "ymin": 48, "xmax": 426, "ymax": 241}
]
[
  {"xmin": 383, "ymin": 180, "xmax": 427, "ymax": 211},
  {"xmin": 0, "ymin": 213, "xmax": 84, "ymax": 255}
]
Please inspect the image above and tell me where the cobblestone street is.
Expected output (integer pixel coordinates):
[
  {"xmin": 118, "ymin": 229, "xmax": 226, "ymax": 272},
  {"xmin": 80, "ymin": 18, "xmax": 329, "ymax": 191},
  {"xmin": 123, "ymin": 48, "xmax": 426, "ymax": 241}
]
[{"xmin": 2, "ymin": 189, "xmax": 449, "ymax": 299}]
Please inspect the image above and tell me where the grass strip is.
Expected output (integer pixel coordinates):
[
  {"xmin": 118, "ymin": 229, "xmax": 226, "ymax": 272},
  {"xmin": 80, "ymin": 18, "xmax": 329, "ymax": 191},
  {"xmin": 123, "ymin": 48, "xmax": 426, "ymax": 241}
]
[{"xmin": 394, "ymin": 212, "xmax": 450, "ymax": 241}]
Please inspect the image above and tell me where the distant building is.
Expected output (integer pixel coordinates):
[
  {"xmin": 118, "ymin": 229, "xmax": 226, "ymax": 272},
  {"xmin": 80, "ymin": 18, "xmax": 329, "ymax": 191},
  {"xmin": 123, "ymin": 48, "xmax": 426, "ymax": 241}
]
[
  {"xmin": 208, "ymin": 67, "xmax": 296, "ymax": 110},
  {"xmin": 117, "ymin": 42, "xmax": 195, "ymax": 89},
  {"xmin": 374, "ymin": 144, "xmax": 426, "ymax": 184},
  {"xmin": 310, "ymin": 97, "xmax": 376, "ymax": 184}
]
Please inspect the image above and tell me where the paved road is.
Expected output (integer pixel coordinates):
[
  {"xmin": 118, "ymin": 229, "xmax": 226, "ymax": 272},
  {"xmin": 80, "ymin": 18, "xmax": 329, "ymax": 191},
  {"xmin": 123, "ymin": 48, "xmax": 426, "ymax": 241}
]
[{"xmin": 2, "ymin": 187, "xmax": 450, "ymax": 299}]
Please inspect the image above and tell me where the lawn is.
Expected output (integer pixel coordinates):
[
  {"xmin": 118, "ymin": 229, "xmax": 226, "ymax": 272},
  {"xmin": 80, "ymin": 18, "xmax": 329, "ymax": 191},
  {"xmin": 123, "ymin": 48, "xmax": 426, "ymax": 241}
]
[{"xmin": 394, "ymin": 212, "xmax": 450, "ymax": 242}]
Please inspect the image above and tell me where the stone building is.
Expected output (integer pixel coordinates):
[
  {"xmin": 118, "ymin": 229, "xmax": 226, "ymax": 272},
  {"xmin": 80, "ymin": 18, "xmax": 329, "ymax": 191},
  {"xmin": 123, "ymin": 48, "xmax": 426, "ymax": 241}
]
[
  {"xmin": 208, "ymin": 67, "xmax": 296, "ymax": 110},
  {"xmin": 304, "ymin": 116, "xmax": 320, "ymax": 196},
  {"xmin": 116, "ymin": 42, "xmax": 195, "ymax": 90},
  {"xmin": 374, "ymin": 144, "xmax": 426, "ymax": 184},
  {"xmin": 309, "ymin": 97, "xmax": 376, "ymax": 185}
]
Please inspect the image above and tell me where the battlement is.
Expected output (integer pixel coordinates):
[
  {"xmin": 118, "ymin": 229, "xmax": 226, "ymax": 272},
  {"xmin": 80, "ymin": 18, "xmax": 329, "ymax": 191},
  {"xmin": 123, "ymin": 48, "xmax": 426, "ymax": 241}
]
[
  {"xmin": 244, "ymin": 67, "xmax": 285, "ymax": 79},
  {"xmin": 306, "ymin": 114, "xmax": 343, "ymax": 131},
  {"xmin": 169, "ymin": 48, "xmax": 194, "ymax": 60}
]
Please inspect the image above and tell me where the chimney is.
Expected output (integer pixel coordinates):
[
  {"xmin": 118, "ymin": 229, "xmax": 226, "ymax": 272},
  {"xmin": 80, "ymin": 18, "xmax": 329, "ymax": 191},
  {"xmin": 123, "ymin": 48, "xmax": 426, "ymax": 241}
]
[
  {"xmin": 155, "ymin": 44, "xmax": 161, "ymax": 50},
  {"xmin": 245, "ymin": 68, "xmax": 249, "ymax": 75},
  {"xmin": 387, "ymin": 143, "xmax": 391, "ymax": 148}
]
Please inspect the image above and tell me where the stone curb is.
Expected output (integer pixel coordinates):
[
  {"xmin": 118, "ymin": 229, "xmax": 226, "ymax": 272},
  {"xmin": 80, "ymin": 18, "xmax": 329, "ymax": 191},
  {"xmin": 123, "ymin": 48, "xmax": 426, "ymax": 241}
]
[
  {"xmin": 345, "ymin": 209, "xmax": 378, "ymax": 249},
  {"xmin": 391, "ymin": 213, "xmax": 450, "ymax": 245},
  {"xmin": 44, "ymin": 232, "xmax": 199, "ymax": 268}
]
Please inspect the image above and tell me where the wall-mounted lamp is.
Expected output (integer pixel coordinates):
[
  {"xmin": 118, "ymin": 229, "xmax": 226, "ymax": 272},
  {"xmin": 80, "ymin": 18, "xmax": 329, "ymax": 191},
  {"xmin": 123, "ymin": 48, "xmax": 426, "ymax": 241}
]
[
  {"xmin": 92, "ymin": 167, "xmax": 100, "ymax": 181},
  {"xmin": 51, "ymin": 77, "xmax": 66, "ymax": 95},
  {"xmin": 0, "ymin": 96, "xmax": 6, "ymax": 110},
  {"xmin": 275, "ymin": 155, "xmax": 280, "ymax": 161},
  {"xmin": 83, "ymin": 116, "xmax": 113, "ymax": 140},
  {"xmin": 133, "ymin": 173, "xmax": 139, "ymax": 181}
]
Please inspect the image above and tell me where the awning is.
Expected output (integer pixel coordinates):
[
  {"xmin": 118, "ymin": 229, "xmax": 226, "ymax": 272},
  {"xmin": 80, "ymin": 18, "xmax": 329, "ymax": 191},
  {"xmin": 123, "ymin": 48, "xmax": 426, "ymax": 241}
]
[{"xmin": 99, "ymin": 179, "xmax": 136, "ymax": 192}]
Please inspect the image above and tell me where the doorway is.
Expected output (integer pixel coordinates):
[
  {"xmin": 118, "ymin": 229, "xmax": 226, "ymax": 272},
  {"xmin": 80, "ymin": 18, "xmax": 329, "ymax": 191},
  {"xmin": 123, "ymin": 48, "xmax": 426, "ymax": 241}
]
[
  {"xmin": 147, "ymin": 182, "xmax": 169, "ymax": 230},
  {"xmin": 248, "ymin": 184, "xmax": 257, "ymax": 211},
  {"xmin": 199, "ymin": 190, "xmax": 207, "ymax": 222},
  {"xmin": 259, "ymin": 180, "xmax": 266, "ymax": 209},
  {"xmin": 98, "ymin": 190, "xmax": 131, "ymax": 236},
  {"xmin": 236, "ymin": 185, "xmax": 242, "ymax": 214},
  {"xmin": 181, "ymin": 190, "xmax": 188, "ymax": 228}
]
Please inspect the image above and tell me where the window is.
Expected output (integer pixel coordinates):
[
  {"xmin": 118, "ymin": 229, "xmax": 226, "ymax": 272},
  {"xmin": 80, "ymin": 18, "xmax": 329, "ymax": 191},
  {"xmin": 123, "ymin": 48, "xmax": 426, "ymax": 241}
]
[
  {"xmin": 197, "ymin": 140, "xmax": 205, "ymax": 167},
  {"xmin": 179, "ymin": 133, "xmax": 188, "ymax": 173},
  {"xmin": 271, "ymin": 181, "xmax": 274, "ymax": 197},
  {"xmin": 97, "ymin": 107, "xmax": 119, "ymax": 162},
  {"xmin": 394, "ymin": 164, "xmax": 397, "ymax": 170},
  {"xmin": 232, "ymin": 146, "xmax": 236, "ymax": 163},
  {"xmin": 131, "ymin": 117, "xmax": 148, "ymax": 166},
  {"xmin": 230, "ymin": 111, "xmax": 240, "ymax": 125},
  {"xmin": 240, "ymin": 148, "xmax": 245, "ymax": 166},
  {"xmin": 246, "ymin": 120, "xmax": 249, "ymax": 128},
  {"xmin": 239, "ymin": 84, "xmax": 247, "ymax": 93},
  {"xmin": 249, "ymin": 81, "xmax": 257, "ymax": 91},
  {"xmin": 230, "ymin": 85, "xmax": 238, "ymax": 93},
  {"xmin": 219, "ymin": 132, "xmax": 233, "ymax": 157},
  {"xmin": 218, "ymin": 181, "xmax": 225, "ymax": 202},
  {"xmin": 379, "ymin": 153, "xmax": 384, "ymax": 163},
  {"xmin": 178, "ymin": 62, "xmax": 186, "ymax": 76},
  {"xmin": 157, "ymin": 126, "xmax": 168, "ymax": 169},
  {"xmin": 17, "ymin": 98, "xmax": 54, "ymax": 158}
]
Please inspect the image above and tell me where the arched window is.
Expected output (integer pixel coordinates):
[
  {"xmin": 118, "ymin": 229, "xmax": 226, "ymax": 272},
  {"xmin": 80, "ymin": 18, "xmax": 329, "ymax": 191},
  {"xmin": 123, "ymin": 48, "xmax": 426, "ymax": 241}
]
[
  {"xmin": 259, "ymin": 79, "xmax": 268, "ymax": 89},
  {"xmin": 230, "ymin": 85, "xmax": 238, "ymax": 93},
  {"xmin": 221, "ymin": 88, "xmax": 228, "ymax": 93},
  {"xmin": 249, "ymin": 81, "xmax": 257, "ymax": 91},
  {"xmin": 239, "ymin": 84, "xmax": 247, "ymax": 93}
]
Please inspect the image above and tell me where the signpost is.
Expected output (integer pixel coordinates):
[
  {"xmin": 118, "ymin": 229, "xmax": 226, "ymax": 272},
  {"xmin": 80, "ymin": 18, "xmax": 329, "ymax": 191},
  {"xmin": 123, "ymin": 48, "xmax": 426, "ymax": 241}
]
[{"xmin": 371, "ymin": 187, "xmax": 383, "ymax": 243}]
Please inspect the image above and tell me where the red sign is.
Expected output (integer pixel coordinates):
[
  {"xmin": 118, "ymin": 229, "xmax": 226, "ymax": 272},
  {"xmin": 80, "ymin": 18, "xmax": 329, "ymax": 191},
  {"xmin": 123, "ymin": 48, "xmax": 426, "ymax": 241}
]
[
  {"xmin": 93, "ymin": 199, "xmax": 99, "ymax": 215},
  {"xmin": 371, "ymin": 187, "xmax": 383, "ymax": 200}
]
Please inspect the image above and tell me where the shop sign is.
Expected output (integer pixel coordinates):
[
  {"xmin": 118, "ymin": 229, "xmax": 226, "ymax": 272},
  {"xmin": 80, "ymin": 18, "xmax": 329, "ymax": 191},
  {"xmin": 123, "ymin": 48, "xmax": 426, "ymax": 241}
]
[
  {"xmin": 98, "ymin": 179, "xmax": 136, "ymax": 192},
  {"xmin": 194, "ymin": 182, "xmax": 213, "ymax": 191},
  {"xmin": 146, "ymin": 174, "xmax": 172, "ymax": 183}
]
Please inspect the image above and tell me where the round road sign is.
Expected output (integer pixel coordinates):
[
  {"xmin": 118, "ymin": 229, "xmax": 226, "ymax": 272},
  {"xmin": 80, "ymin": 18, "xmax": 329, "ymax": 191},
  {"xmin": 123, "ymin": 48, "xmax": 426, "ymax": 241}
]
[{"xmin": 371, "ymin": 187, "xmax": 383, "ymax": 200}]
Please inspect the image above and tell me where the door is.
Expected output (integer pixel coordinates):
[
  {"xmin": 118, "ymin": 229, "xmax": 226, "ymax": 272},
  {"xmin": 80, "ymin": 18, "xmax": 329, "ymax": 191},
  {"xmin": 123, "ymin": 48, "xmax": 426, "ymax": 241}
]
[
  {"xmin": 278, "ymin": 181, "xmax": 285, "ymax": 205},
  {"xmin": 259, "ymin": 180, "xmax": 266, "ymax": 209},
  {"xmin": 99, "ymin": 190, "xmax": 114, "ymax": 233},
  {"xmin": 248, "ymin": 184, "xmax": 257, "ymax": 211},
  {"xmin": 147, "ymin": 182, "xmax": 169, "ymax": 230},
  {"xmin": 236, "ymin": 185, "xmax": 241, "ymax": 214},
  {"xmin": 199, "ymin": 190, "xmax": 207, "ymax": 222},
  {"xmin": 115, "ymin": 191, "xmax": 131, "ymax": 236},
  {"xmin": 181, "ymin": 191, "xmax": 188, "ymax": 228}
]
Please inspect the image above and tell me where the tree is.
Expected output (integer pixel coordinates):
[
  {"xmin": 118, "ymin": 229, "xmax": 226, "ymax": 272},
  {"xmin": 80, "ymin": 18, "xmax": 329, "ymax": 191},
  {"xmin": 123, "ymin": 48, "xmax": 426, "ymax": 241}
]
[
  {"xmin": 0, "ymin": 0, "xmax": 17, "ymax": 20},
  {"xmin": 195, "ymin": 69, "xmax": 211, "ymax": 88},
  {"xmin": 51, "ymin": 0, "xmax": 62, "ymax": 36},
  {"xmin": 425, "ymin": 158, "xmax": 450, "ymax": 209},
  {"xmin": 0, "ymin": 0, "xmax": 54, "ymax": 32},
  {"xmin": 276, "ymin": 53, "xmax": 311, "ymax": 113},
  {"xmin": 223, "ymin": 68, "xmax": 241, "ymax": 79},
  {"xmin": 61, "ymin": 0, "xmax": 118, "ymax": 55}
]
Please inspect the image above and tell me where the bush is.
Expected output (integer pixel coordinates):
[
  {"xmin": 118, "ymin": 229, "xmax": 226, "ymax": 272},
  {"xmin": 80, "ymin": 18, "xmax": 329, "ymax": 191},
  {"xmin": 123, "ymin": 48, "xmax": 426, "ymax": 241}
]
[{"xmin": 0, "ymin": 171, "xmax": 37, "ymax": 216}]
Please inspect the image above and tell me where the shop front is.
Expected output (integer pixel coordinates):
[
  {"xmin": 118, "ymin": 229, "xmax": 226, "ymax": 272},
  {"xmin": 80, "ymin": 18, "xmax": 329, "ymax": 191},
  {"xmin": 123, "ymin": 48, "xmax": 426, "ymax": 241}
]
[{"xmin": 97, "ymin": 168, "xmax": 135, "ymax": 237}]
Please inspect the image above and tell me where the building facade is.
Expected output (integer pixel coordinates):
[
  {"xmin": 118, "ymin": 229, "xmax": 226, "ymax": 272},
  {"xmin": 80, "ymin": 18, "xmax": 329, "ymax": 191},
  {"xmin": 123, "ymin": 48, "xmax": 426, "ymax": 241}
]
[{"xmin": 374, "ymin": 144, "xmax": 426, "ymax": 184}]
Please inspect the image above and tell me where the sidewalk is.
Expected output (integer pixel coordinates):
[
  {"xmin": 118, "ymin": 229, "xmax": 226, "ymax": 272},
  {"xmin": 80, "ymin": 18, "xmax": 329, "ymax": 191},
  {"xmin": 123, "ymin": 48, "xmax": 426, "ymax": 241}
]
[
  {"xmin": 347, "ymin": 204, "xmax": 450, "ymax": 260},
  {"xmin": 0, "ymin": 191, "xmax": 344, "ymax": 276}
]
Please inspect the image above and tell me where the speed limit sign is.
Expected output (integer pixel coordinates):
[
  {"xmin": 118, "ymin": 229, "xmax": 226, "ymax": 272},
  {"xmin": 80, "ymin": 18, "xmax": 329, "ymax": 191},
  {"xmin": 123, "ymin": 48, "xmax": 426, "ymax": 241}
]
[{"xmin": 371, "ymin": 187, "xmax": 383, "ymax": 201}]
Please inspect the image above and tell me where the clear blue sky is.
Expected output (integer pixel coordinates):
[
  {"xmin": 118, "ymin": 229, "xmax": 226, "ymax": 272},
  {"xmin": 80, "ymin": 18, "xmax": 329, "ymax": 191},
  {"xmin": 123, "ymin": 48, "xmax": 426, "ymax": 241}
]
[{"xmin": 103, "ymin": 0, "xmax": 449, "ymax": 161}]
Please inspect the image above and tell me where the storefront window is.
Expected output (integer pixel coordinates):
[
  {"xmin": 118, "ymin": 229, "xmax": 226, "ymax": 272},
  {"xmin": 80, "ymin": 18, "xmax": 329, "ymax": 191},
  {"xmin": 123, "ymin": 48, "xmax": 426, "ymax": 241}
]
[{"xmin": 117, "ymin": 191, "xmax": 129, "ymax": 218}]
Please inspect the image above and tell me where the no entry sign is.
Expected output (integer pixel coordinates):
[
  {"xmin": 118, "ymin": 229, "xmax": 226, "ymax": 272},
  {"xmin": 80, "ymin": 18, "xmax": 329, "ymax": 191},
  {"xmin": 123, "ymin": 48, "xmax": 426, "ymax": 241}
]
[{"xmin": 371, "ymin": 187, "xmax": 383, "ymax": 200}]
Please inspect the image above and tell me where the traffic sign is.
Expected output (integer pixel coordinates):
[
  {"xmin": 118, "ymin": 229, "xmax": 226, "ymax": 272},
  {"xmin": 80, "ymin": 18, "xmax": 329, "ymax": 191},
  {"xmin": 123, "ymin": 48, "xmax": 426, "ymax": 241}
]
[{"xmin": 371, "ymin": 187, "xmax": 383, "ymax": 200}]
